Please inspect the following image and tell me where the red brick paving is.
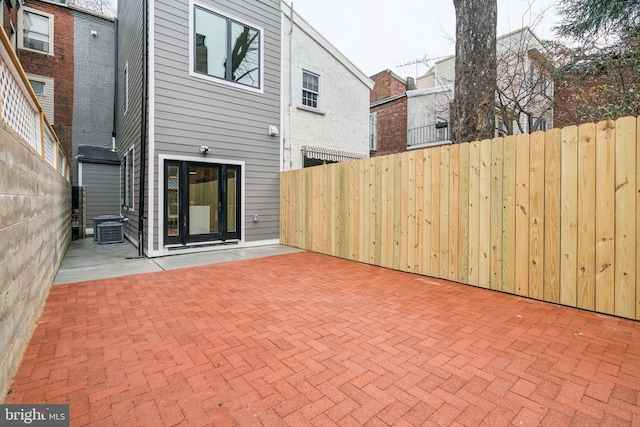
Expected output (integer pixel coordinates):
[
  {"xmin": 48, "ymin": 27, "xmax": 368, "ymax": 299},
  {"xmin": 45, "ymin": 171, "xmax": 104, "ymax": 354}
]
[{"xmin": 5, "ymin": 251, "xmax": 640, "ymax": 426}]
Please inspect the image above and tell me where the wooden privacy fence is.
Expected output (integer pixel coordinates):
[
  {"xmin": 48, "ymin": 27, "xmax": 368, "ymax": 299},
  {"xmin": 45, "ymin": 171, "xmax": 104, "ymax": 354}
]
[{"xmin": 280, "ymin": 117, "xmax": 640, "ymax": 320}]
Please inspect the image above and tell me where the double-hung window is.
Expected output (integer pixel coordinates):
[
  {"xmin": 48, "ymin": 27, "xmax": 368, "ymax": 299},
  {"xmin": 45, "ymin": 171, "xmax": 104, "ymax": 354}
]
[
  {"xmin": 122, "ymin": 148, "xmax": 134, "ymax": 210},
  {"xmin": 369, "ymin": 113, "xmax": 377, "ymax": 151},
  {"xmin": 193, "ymin": 4, "xmax": 261, "ymax": 90},
  {"xmin": 302, "ymin": 71, "xmax": 320, "ymax": 109},
  {"xmin": 20, "ymin": 7, "xmax": 54, "ymax": 55}
]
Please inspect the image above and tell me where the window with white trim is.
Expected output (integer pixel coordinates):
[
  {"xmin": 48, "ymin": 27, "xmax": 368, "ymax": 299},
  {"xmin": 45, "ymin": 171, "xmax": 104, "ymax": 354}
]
[
  {"xmin": 122, "ymin": 147, "xmax": 134, "ymax": 210},
  {"xmin": 193, "ymin": 4, "xmax": 261, "ymax": 90},
  {"xmin": 123, "ymin": 62, "xmax": 129, "ymax": 114},
  {"xmin": 302, "ymin": 71, "xmax": 320, "ymax": 109},
  {"xmin": 369, "ymin": 113, "xmax": 377, "ymax": 150},
  {"xmin": 19, "ymin": 7, "xmax": 54, "ymax": 55}
]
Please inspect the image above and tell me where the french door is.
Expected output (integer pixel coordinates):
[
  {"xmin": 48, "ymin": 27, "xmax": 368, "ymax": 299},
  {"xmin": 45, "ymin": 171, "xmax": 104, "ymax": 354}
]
[{"xmin": 165, "ymin": 161, "xmax": 240, "ymax": 245}]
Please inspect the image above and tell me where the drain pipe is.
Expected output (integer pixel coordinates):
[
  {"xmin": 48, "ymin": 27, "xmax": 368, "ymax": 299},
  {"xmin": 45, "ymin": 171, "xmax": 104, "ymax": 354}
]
[
  {"xmin": 111, "ymin": 18, "xmax": 118, "ymax": 151},
  {"xmin": 138, "ymin": 0, "xmax": 148, "ymax": 257}
]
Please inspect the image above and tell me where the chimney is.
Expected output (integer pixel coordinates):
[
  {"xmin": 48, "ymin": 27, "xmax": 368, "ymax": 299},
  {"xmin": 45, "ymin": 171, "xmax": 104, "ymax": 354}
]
[{"xmin": 406, "ymin": 76, "xmax": 417, "ymax": 90}]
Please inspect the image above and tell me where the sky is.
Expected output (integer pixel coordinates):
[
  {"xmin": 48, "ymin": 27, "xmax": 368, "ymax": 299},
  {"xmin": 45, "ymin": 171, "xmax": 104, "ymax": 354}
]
[{"xmin": 287, "ymin": 0, "xmax": 561, "ymax": 79}]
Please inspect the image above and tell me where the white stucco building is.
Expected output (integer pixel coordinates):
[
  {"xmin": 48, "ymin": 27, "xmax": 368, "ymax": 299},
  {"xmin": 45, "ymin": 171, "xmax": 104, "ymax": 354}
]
[
  {"xmin": 407, "ymin": 27, "xmax": 553, "ymax": 147},
  {"xmin": 281, "ymin": 1, "xmax": 374, "ymax": 170}
]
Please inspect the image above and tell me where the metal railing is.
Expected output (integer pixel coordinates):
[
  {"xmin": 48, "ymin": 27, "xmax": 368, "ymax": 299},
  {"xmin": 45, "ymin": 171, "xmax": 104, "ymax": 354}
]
[{"xmin": 407, "ymin": 123, "xmax": 450, "ymax": 147}]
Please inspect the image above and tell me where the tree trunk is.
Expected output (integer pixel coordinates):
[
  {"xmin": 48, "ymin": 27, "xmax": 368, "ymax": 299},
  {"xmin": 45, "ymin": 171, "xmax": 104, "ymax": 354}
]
[{"xmin": 451, "ymin": 0, "xmax": 498, "ymax": 143}]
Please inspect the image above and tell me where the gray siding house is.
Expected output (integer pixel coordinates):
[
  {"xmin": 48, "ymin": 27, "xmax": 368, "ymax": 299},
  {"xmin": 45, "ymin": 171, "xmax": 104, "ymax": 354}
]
[{"xmin": 117, "ymin": 0, "xmax": 282, "ymax": 257}]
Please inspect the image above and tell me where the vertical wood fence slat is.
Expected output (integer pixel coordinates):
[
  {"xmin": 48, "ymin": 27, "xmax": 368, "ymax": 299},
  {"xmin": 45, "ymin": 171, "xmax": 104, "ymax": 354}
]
[
  {"xmin": 544, "ymin": 129, "xmax": 562, "ymax": 303},
  {"xmin": 615, "ymin": 117, "xmax": 636, "ymax": 319},
  {"xmin": 577, "ymin": 123, "xmax": 596, "ymax": 311},
  {"xmin": 415, "ymin": 150, "xmax": 424, "ymax": 274},
  {"xmin": 431, "ymin": 148, "xmax": 441, "ymax": 275},
  {"xmin": 479, "ymin": 139, "xmax": 492, "ymax": 288},
  {"xmin": 439, "ymin": 146, "xmax": 450, "ymax": 279},
  {"xmin": 595, "ymin": 120, "xmax": 616, "ymax": 315},
  {"xmin": 468, "ymin": 141, "xmax": 481, "ymax": 286},
  {"xmin": 561, "ymin": 126, "xmax": 578, "ymax": 307},
  {"xmin": 490, "ymin": 138, "xmax": 504, "ymax": 290},
  {"xmin": 459, "ymin": 143, "xmax": 471, "ymax": 284},
  {"xmin": 449, "ymin": 144, "xmax": 460, "ymax": 281},
  {"xmin": 515, "ymin": 134, "xmax": 530, "ymax": 297},
  {"xmin": 279, "ymin": 117, "xmax": 640, "ymax": 321},
  {"xmin": 502, "ymin": 135, "xmax": 516, "ymax": 293},
  {"xmin": 529, "ymin": 131, "xmax": 545, "ymax": 300}
]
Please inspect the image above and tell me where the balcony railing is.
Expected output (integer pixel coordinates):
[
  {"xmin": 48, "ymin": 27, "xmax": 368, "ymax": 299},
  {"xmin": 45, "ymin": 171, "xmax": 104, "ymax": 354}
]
[{"xmin": 407, "ymin": 123, "xmax": 450, "ymax": 148}]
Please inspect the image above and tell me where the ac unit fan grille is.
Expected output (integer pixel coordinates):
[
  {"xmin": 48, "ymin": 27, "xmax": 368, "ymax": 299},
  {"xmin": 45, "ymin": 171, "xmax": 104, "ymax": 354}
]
[{"xmin": 97, "ymin": 222, "xmax": 124, "ymax": 244}]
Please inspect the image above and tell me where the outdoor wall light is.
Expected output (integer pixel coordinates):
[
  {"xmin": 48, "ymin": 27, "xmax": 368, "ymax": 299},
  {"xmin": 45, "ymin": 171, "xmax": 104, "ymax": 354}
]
[{"xmin": 199, "ymin": 146, "xmax": 210, "ymax": 155}]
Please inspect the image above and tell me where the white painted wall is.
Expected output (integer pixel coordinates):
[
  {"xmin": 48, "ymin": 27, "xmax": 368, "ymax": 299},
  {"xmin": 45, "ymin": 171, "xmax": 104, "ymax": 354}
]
[{"xmin": 281, "ymin": 3, "xmax": 373, "ymax": 171}]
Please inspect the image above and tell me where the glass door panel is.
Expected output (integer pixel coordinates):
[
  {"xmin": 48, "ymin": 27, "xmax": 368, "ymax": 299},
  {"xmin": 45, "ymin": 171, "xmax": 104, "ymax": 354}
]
[
  {"xmin": 188, "ymin": 165, "xmax": 219, "ymax": 235},
  {"xmin": 167, "ymin": 165, "xmax": 180, "ymax": 237},
  {"xmin": 226, "ymin": 168, "xmax": 237, "ymax": 234}
]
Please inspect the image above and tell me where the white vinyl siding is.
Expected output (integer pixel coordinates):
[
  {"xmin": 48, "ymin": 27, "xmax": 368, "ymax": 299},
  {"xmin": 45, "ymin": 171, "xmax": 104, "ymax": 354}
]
[{"xmin": 26, "ymin": 74, "xmax": 54, "ymax": 124}]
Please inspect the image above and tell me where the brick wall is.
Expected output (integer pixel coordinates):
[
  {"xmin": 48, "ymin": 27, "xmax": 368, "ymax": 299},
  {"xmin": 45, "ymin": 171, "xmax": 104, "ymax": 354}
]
[
  {"xmin": 0, "ymin": 122, "xmax": 71, "ymax": 399},
  {"xmin": 370, "ymin": 70, "xmax": 407, "ymax": 103},
  {"xmin": 19, "ymin": 0, "xmax": 74, "ymax": 180},
  {"xmin": 371, "ymin": 96, "xmax": 408, "ymax": 156}
]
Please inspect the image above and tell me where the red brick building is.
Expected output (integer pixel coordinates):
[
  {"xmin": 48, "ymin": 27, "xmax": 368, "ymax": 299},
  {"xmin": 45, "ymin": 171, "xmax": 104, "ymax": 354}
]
[
  {"xmin": 16, "ymin": 0, "xmax": 75, "ymax": 175},
  {"xmin": 369, "ymin": 69, "xmax": 413, "ymax": 156}
]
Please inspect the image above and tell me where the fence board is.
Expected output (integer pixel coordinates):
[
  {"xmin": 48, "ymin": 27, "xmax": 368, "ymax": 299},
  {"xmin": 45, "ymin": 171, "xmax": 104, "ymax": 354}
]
[
  {"xmin": 373, "ymin": 158, "xmax": 383, "ymax": 265},
  {"xmin": 529, "ymin": 131, "xmax": 545, "ymax": 300},
  {"xmin": 577, "ymin": 123, "xmax": 596, "ymax": 310},
  {"xmin": 502, "ymin": 135, "xmax": 516, "ymax": 293},
  {"xmin": 561, "ymin": 126, "xmax": 578, "ymax": 307},
  {"xmin": 490, "ymin": 138, "xmax": 504, "ymax": 290},
  {"xmin": 469, "ymin": 141, "xmax": 481, "ymax": 285},
  {"xmin": 405, "ymin": 152, "xmax": 415, "ymax": 271},
  {"xmin": 416, "ymin": 150, "xmax": 427, "ymax": 275},
  {"xmin": 459, "ymin": 143, "xmax": 471, "ymax": 284},
  {"xmin": 515, "ymin": 134, "xmax": 530, "ymax": 296},
  {"xmin": 544, "ymin": 129, "xmax": 562, "ymax": 303},
  {"xmin": 431, "ymin": 148, "xmax": 441, "ymax": 275},
  {"xmin": 615, "ymin": 117, "xmax": 636, "ymax": 319},
  {"xmin": 440, "ymin": 146, "xmax": 450, "ymax": 278},
  {"xmin": 449, "ymin": 144, "xmax": 460, "ymax": 281},
  {"xmin": 595, "ymin": 120, "xmax": 616, "ymax": 315},
  {"xmin": 479, "ymin": 139, "xmax": 492, "ymax": 288}
]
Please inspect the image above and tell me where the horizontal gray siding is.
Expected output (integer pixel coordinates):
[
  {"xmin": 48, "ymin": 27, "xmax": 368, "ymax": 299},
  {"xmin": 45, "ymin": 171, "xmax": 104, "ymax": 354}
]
[
  {"xmin": 115, "ymin": 0, "xmax": 144, "ymax": 245},
  {"xmin": 82, "ymin": 163, "xmax": 121, "ymax": 228},
  {"xmin": 152, "ymin": 0, "xmax": 282, "ymax": 246}
]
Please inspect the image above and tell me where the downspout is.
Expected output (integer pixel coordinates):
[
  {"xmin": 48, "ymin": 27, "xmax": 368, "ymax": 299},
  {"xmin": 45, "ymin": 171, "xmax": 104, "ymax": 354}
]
[
  {"xmin": 138, "ymin": 0, "xmax": 148, "ymax": 257},
  {"xmin": 285, "ymin": 2, "xmax": 293, "ymax": 170},
  {"xmin": 111, "ymin": 18, "xmax": 118, "ymax": 151}
]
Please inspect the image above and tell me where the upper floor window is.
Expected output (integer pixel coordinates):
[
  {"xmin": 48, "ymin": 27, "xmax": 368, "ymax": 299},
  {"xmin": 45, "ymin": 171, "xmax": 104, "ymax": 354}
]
[
  {"xmin": 302, "ymin": 71, "xmax": 320, "ymax": 109},
  {"xmin": 192, "ymin": 4, "xmax": 262, "ymax": 90},
  {"xmin": 19, "ymin": 7, "xmax": 54, "ymax": 55},
  {"xmin": 123, "ymin": 62, "xmax": 129, "ymax": 114},
  {"xmin": 369, "ymin": 113, "xmax": 377, "ymax": 151}
]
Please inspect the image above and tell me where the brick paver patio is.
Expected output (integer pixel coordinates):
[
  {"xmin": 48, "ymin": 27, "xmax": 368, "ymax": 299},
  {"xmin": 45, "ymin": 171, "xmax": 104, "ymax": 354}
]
[{"xmin": 5, "ymin": 251, "xmax": 640, "ymax": 426}]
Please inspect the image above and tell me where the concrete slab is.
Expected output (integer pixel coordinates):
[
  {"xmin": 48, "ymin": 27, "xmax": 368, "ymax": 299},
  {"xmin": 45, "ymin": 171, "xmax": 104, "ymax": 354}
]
[{"xmin": 53, "ymin": 238, "xmax": 305, "ymax": 285}]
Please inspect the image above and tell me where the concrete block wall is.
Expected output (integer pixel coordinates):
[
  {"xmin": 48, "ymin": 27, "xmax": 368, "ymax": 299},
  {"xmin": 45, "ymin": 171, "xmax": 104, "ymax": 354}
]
[{"xmin": 0, "ymin": 123, "xmax": 71, "ymax": 399}]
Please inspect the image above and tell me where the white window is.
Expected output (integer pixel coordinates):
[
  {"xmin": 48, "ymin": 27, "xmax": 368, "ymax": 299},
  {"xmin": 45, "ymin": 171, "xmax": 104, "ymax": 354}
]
[
  {"xmin": 191, "ymin": 2, "xmax": 262, "ymax": 91},
  {"xmin": 122, "ymin": 147, "xmax": 134, "ymax": 210},
  {"xmin": 302, "ymin": 71, "xmax": 320, "ymax": 109},
  {"xmin": 27, "ymin": 74, "xmax": 54, "ymax": 124},
  {"xmin": 29, "ymin": 79, "xmax": 45, "ymax": 96},
  {"xmin": 369, "ymin": 113, "xmax": 377, "ymax": 151},
  {"xmin": 123, "ymin": 62, "xmax": 129, "ymax": 114},
  {"xmin": 19, "ymin": 7, "xmax": 54, "ymax": 55}
]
